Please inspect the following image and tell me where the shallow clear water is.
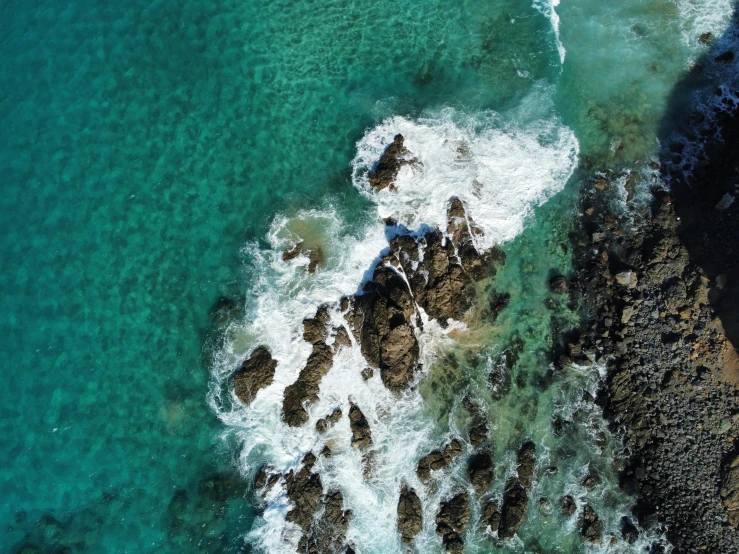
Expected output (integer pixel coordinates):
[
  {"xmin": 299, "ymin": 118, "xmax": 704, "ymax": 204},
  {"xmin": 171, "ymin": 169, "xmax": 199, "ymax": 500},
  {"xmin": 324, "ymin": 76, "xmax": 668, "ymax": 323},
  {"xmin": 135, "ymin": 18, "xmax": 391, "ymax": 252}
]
[{"xmin": 0, "ymin": 0, "xmax": 734, "ymax": 552}]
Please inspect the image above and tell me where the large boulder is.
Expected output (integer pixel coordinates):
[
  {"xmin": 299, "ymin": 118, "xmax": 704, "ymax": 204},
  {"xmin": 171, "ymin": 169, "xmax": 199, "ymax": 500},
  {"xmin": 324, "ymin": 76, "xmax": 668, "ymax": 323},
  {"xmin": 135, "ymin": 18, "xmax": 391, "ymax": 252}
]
[
  {"xmin": 436, "ymin": 492, "xmax": 470, "ymax": 553},
  {"xmin": 283, "ymin": 343, "xmax": 335, "ymax": 427},
  {"xmin": 397, "ymin": 485, "xmax": 423, "ymax": 545},
  {"xmin": 369, "ymin": 134, "xmax": 413, "ymax": 191},
  {"xmin": 233, "ymin": 347, "xmax": 277, "ymax": 405}
]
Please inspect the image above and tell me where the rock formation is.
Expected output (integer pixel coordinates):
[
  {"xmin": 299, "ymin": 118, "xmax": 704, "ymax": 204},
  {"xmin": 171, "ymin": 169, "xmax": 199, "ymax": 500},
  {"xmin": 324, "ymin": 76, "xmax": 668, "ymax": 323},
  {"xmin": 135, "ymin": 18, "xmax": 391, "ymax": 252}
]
[
  {"xmin": 282, "ymin": 342, "xmax": 335, "ymax": 427},
  {"xmin": 233, "ymin": 347, "xmax": 277, "ymax": 405},
  {"xmin": 417, "ymin": 439, "xmax": 464, "ymax": 482},
  {"xmin": 397, "ymin": 485, "xmax": 423, "ymax": 545},
  {"xmin": 369, "ymin": 134, "xmax": 414, "ymax": 191},
  {"xmin": 348, "ymin": 403, "xmax": 372, "ymax": 450},
  {"xmin": 436, "ymin": 492, "xmax": 470, "ymax": 553}
]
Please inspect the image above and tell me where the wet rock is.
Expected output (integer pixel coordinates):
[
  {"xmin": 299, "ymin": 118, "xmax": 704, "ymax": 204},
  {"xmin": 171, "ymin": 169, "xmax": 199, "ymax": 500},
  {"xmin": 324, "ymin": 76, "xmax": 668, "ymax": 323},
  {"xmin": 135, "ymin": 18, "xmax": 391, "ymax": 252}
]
[
  {"xmin": 348, "ymin": 403, "xmax": 372, "ymax": 450},
  {"xmin": 282, "ymin": 241, "xmax": 324, "ymax": 274},
  {"xmin": 299, "ymin": 489, "xmax": 353, "ymax": 554},
  {"xmin": 417, "ymin": 439, "xmax": 464, "ymax": 482},
  {"xmin": 469, "ymin": 420, "xmax": 488, "ymax": 448},
  {"xmin": 561, "ymin": 495, "xmax": 577, "ymax": 518},
  {"xmin": 361, "ymin": 367, "xmax": 374, "ymax": 380},
  {"xmin": 282, "ymin": 241, "xmax": 305, "ymax": 261},
  {"xmin": 332, "ymin": 325, "xmax": 352, "ymax": 350},
  {"xmin": 316, "ymin": 408, "xmax": 342, "ymax": 433},
  {"xmin": 307, "ymin": 248, "xmax": 324, "ymax": 274},
  {"xmin": 351, "ymin": 265, "xmax": 420, "ymax": 392},
  {"xmin": 286, "ymin": 453, "xmax": 323, "ymax": 531},
  {"xmin": 397, "ymin": 485, "xmax": 423, "ymax": 545},
  {"xmin": 467, "ymin": 450, "xmax": 494, "ymax": 494},
  {"xmin": 621, "ymin": 516, "xmax": 639, "ymax": 543},
  {"xmin": 369, "ymin": 134, "xmax": 413, "ymax": 191},
  {"xmin": 579, "ymin": 504, "xmax": 603, "ymax": 544},
  {"xmin": 582, "ymin": 463, "xmax": 600, "ymax": 489},
  {"xmin": 549, "ymin": 275, "xmax": 570, "ymax": 294},
  {"xmin": 715, "ymin": 50, "xmax": 735, "ymax": 63},
  {"xmin": 303, "ymin": 306, "xmax": 331, "ymax": 345},
  {"xmin": 283, "ymin": 343, "xmax": 335, "ymax": 427},
  {"xmin": 480, "ymin": 500, "xmax": 501, "ymax": 534},
  {"xmin": 234, "ymin": 347, "xmax": 278, "ymax": 405},
  {"xmin": 436, "ymin": 492, "xmax": 470, "ymax": 553},
  {"xmin": 517, "ymin": 441, "xmax": 536, "ymax": 492},
  {"xmin": 498, "ymin": 480, "xmax": 529, "ymax": 540}
]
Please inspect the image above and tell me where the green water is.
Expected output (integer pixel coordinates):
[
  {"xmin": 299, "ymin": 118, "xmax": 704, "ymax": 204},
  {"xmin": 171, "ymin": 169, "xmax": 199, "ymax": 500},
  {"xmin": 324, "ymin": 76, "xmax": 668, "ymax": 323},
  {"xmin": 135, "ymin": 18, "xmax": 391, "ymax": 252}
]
[{"xmin": 0, "ymin": 0, "xmax": 733, "ymax": 552}]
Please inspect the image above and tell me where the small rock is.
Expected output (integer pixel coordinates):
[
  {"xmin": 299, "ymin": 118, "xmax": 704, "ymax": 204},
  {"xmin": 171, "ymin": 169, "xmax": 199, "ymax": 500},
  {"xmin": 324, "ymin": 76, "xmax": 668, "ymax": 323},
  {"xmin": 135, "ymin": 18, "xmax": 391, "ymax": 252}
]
[
  {"xmin": 561, "ymin": 495, "xmax": 577, "ymax": 517},
  {"xmin": 348, "ymin": 403, "xmax": 372, "ymax": 450},
  {"xmin": 549, "ymin": 275, "xmax": 570, "ymax": 294},
  {"xmin": 615, "ymin": 270, "xmax": 637, "ymax": 288}
]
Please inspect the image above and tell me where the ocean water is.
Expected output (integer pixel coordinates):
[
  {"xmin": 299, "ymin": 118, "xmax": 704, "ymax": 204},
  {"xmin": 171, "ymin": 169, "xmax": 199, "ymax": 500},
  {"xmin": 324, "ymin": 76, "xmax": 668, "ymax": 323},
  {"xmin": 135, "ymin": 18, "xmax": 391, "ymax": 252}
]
[{"xmin": 0, "ymin": 0, "xmax": 734, "ymax": 553}]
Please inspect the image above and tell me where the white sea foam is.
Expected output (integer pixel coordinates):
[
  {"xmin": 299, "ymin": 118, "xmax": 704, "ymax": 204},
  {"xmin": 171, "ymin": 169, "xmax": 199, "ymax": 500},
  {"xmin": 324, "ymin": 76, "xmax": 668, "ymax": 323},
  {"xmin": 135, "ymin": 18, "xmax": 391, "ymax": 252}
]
[
  {"xmin": 533, "ymin": 0, "xmax": 566, "ymax": 64},
  {"xmin": 209, "ymin": 105, "xmax": 580, "ymax": 553},
  {"xmin": 673, "ymin": 0, "xmax": 734, "ymax": 50}
]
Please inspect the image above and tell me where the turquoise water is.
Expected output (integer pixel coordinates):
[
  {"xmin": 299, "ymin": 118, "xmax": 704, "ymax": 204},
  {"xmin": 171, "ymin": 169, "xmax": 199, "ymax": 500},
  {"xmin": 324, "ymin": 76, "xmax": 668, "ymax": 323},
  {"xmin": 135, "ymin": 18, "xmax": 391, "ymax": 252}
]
[{"xmin": 0, "ymin": 0, "xmax": 734, "ymax": 552}]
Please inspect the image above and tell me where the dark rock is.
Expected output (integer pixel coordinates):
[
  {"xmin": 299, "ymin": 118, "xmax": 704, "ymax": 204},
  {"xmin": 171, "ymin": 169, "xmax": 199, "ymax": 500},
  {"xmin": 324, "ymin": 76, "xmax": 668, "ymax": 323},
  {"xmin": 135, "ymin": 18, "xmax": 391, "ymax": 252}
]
[
  {"xmin": 316, "ymin": 408, "xmax": 342, "ymax": 434},
  {"xmin": 549, "ymin": 275, "xmax": 570, "ymax": 294},
  {"xmin": 621, "ymin": 516, "xmax": 639, "ymax": 544},
  {"xmin": 561, "ymin": 495, "xmax": 577, "ymax": 517},
  {"xmin": 361, "ymin": 367, "xmax": 374, "ymax": 381},
  {"xmin": 436, "ymin": 492, "xmax": 470, "ymax": 553},
  {"xmin": 715, "ymin": 50, "xmax": 735, "ymax": 63},
  {"xmin": 498, "ymin": 480, "xmax": 528, "ymax": 540},
  {"xmin": 469, "ymin": 420, "xmax": 488, "ymax": 447},
  {"xmin": 467, "ymin": 451, "xmax": 494, "ymax": 494},
  {"xmin": 286, "ymin": 453, "xmax": 323, "ymax": 531},
  {"xmin": 303, "ymin": 306, "xmax": 331, "ymax": 345},
  {"xmin": 369, "ymin": 134, "xmax": 413, "ymax": 191},
  {"xmin": 348, "ymin": 403, "xmax": 372, "ymax": 450},
  {"xmin": 283, "ymin": 241, "xmax": 305, "ymax": 262},
  {"xmin": 417, "ymin": 439, "xmax": 464, "ymax": 482},
  {"xmin": 579, "ymin": 505, "xmax": 603, "ymax": 544},
  {"xmin": 283, "ymin": 343, "xmax": 335, "ymax": 427},
  {"xmin": 234, "ymin": 347, "xmax": 278, "ymax": 405},
  {"xmin": 332, "ymin": 326, "xmax": 352, "ymax": 350},
  {"xmin": 480, "ymin": 500, "xmax": 501, "ymax": 534},
  {"xmin": 517, "ymin": 441, "xmax": 536, "ymax": 492},
  {"xmin": 307, "ymin": 248, "xmax": 324, "ymax": 274},
  {"xmin": 397, "ymin": 485, "xmax": 423, "ymax": 545},
  {"xmin": 299, "ymin": 489, "xmax": 352, "ymax": 554}
]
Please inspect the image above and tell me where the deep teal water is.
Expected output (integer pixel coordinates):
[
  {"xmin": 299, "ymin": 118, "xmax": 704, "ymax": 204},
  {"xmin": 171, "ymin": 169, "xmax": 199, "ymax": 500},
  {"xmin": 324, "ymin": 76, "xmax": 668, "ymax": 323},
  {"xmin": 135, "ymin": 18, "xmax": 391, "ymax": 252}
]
[{"xmin": 0, "ymin": 0, "xmax": 733, "ymax": 552}]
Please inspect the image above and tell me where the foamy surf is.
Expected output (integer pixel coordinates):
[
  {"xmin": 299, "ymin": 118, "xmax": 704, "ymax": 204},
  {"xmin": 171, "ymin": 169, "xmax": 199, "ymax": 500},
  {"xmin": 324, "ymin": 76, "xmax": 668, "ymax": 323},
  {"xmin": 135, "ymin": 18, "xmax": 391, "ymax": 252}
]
[
  {"xmin": 209, "ymin": 105, "xmax": 584, "ymax": 553},
  {"xmin": 533, "ymin": 0, "xmax": 567, "ymax": 64}
]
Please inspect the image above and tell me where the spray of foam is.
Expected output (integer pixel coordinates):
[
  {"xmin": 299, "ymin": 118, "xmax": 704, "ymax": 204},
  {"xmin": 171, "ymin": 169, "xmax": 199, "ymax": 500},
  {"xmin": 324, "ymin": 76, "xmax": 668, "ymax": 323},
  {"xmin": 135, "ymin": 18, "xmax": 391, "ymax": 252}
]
[
  {"xmin": 209, "ymin": 106, "xmax": 579, "ymax": 553},
  {"xmin": 673, "ymin": 0, "xmax": 735, "ymax": 50},
  {"xmin": 352, "ymin": 107, "xmax": 579, "ymax": 250},
  {"xmin": 533, "ymin": 0, "xmax": 566, "ymax": 64}
]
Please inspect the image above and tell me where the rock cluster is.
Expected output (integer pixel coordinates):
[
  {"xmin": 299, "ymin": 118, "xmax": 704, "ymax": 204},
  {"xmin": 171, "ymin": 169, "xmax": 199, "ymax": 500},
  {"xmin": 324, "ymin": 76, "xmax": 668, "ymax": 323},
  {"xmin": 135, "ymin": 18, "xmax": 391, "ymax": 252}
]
[{"xmin": 573, "ymin": 180, "xmax": 739, "ymax": 551}]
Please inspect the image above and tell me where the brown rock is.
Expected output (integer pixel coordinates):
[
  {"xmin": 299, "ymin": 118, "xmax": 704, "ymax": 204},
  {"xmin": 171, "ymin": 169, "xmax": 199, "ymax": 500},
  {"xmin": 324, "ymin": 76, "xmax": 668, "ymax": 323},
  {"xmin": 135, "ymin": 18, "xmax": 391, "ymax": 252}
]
[
  {"xmin": 285, "ymin": 453, "xmax": 323, "ymax": 531},
  {"xmin": 282, "ymin": 241, "xmax": 305, "ymax": 262},
  {"xmin": 397, "ymin": 485, "xmax": 423, "ymax": 545},
  {"xmin": 299, "ymin": 489, "xmax": 353, "ymax": 554},
  {"xmin": 233, "ymin": 347, "xmax": 278, "ymax": 405},
  {"xmin": 303, "ymin": 305, "xmax": 331, "ymax": 345},
  {"xmin": 436, "ymin": 492, "xmax": 470, "ymax": 553},
  {"xmin": 517, "ymin": 441, "xmax": 536, "ymax": 491},
  {"xmin": 467, "ymin": 450, "xmax": 494, "ymax": 494},
  {"xmin": 283, "ymin": 343, "xmax": 335, "ymax": 427},
  {"xmin": 480, "ymin": 500, "xmax": 501, "ymax": 535},
  {"xmin": 369, "ymin": 134, "xmax": 413, "ymax": 191},
  {"xmin": 498, "ymin": 479, "xmax": 528, "ymax": 540},
  {"xmin": 721, "ymin": 451, "xmax": 739, "ymax": 527},
  {"xmin": 579, "ymin": 504, "xmax": 603, "ymax": 544},
  {"xmin": 549, "ymin": 275, "xmax": 569, "ymax": 294},
  {"xmin": 348, "ymin": 403, "xmax": 372, "ymax": 450},
  {"xmin": 417, "ymin": 439, "xmax": 464, "ymax": 482}
]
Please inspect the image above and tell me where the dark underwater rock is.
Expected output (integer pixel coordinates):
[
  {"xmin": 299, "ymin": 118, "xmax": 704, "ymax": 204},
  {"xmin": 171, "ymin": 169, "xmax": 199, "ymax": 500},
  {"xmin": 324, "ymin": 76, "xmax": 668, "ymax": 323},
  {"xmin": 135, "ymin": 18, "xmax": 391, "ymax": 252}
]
[{"xmin": 234, "ymin": 347, "xmax": 278, "ymax": 405}]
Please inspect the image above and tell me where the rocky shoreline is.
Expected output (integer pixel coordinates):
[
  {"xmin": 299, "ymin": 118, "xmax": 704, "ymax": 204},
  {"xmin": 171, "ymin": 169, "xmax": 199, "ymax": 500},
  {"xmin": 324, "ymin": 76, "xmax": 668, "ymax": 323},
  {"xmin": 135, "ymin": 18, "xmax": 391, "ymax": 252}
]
[{"xmin": 570, "ymin": 116, "xmax": 739, "ymax": 550}]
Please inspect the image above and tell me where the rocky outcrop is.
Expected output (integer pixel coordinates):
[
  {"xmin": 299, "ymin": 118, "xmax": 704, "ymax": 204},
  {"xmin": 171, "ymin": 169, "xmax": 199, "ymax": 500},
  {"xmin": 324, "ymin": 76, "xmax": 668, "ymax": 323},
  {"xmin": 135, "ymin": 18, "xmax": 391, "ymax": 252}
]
[
  {"xmin": 417, "ymin": 439, "xmax": 464, "ymax": 482},
  {"xmin": 283, "ymin": 241, "xmax": 324, "ymax": 274},
  {"xmin": 299, "ymin": 490, "xmax": 353, "ymax": 554},
  {"xmin": 315, "ymin": 408, "xmax": 342, "ymax": 434},
  {"xmin": 436, "ymin": 492, "xmax": 470, "ymax": 553},
  {"xmin": 350, "ymin": 264, "xmax": 420, "ymax": 392},
  {"xmin": 303, "ymin": 306, "xmax": 331, "ymax": 345},
  {"xmin": 467, "ymin": 451, "xmax": 494, "ymax": 494},
  {"xmin": 285, "ymin": 453, "xmax": 323, "ymax": 532},
  {"xmin": 369, "ymin": 134, "xmax": 414, "ymax": 191},
  {"xmin": 578, "ymin": 504, "xmax": 603, "ymax": 544},
  {"xmin": 348, "ymin": 403, "xmax": 372, "ymax": 450},
  {"xmin": 233, "ymin": 347, "xmax": 278, "ymax": 405},
  {"xmin": 397, "ymin": 485, "xmax": 423, "ymax": 545},
  {"xmin": 498, "ymin": 441, "xmax": 536, "ymax": 540},
  {"xmin": 283, "ymin": 342, "xmax": 335, "ymax": 427},
  {"xmin": 480, "ymin": 500, "xmax": 501, "ymax": 535}
]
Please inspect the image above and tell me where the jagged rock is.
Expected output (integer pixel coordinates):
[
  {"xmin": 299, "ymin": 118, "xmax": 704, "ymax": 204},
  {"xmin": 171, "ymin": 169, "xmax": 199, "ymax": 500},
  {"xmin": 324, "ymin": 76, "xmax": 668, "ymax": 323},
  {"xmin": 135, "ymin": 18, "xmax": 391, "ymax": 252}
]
[
  {"xmin": 286, "ymin": 453, "xmax": 323, "ymax": 531},
  {"xmin": 417, "ymin": 439, "xmax": 464, "ymax": 482},
  {"xmin": 436, "ymin": 492, "xmax": 470, "ymax": 553},
  {"xmin": 308, "ymin": 248, "xmax": 324, "ymax": 274},
  {"xmin": 446, "ymin": 197, "xmax": 504, "ymax": 281},
  {"xmin": 397, "ymin": 485, "xmax": 423, "ymax": 545},
  {"xmin": 467, "ymin": 451, "xmax": 494, "ymax": 494},
  {"xmin": 579, "ymin": 505, "xmax": 603, "ymax": 544},
  {"xmin": 283, "ymin": 343, "xmax": 335, "ymax": 427},
  {"xmin": 299, "ymin": 489, "xmax": 352, "ymax": 554},
  {"xmin": 561, "ymin": 495, "xmax": 577, "ymax": 517},
  {"xmin": 581, "ymin": 463, "xmax": 600, "ymax": 489},
  {"xmin": 283, "ymin": 241, "xmax": 305, "ymax": 261},
  {"xmin": 351, "ymin": 264, "xmax": 419, "ymax": 391},
  {"xmin": 234, "ymin": 347, "xmax": 278, "ymax": 405},
  {"xmin": 498, "ymin": 480, "xmax": 528, "ymax": 540},
  {"xmin": 361, "ymin": 367, "xmax": 374, "ymax": 380},
  {"xmin": 369, "ymin": 134, "xmax": 413, "ymax": 191},
  {"xmin": 282, "ymin": 242, "xmax": 324, "ymax": 274},
  {"xmin": 316, "ymin": 408, "xmax": 342, "ymax": 433},
  {"xmin": 480, "ymin": 500, "xmax": 501, "ymax": 534},
  {"xmin": 348, "ymin": 403, "xmax": 372, "ymax": 450},
  {"xmin": 549, "ymin": 275, "xmax": 569, "ymax": 294},
  {"xmin": 332, "ymin": 326, "xmax": 352, "ymax": 350},
  {"xmin": 517, "ymin": 441, "xmax": 536, "ymax": 491},
  {"xmin": 303, "ymin": 306, "xmax": 331, "ymax": 344}
]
